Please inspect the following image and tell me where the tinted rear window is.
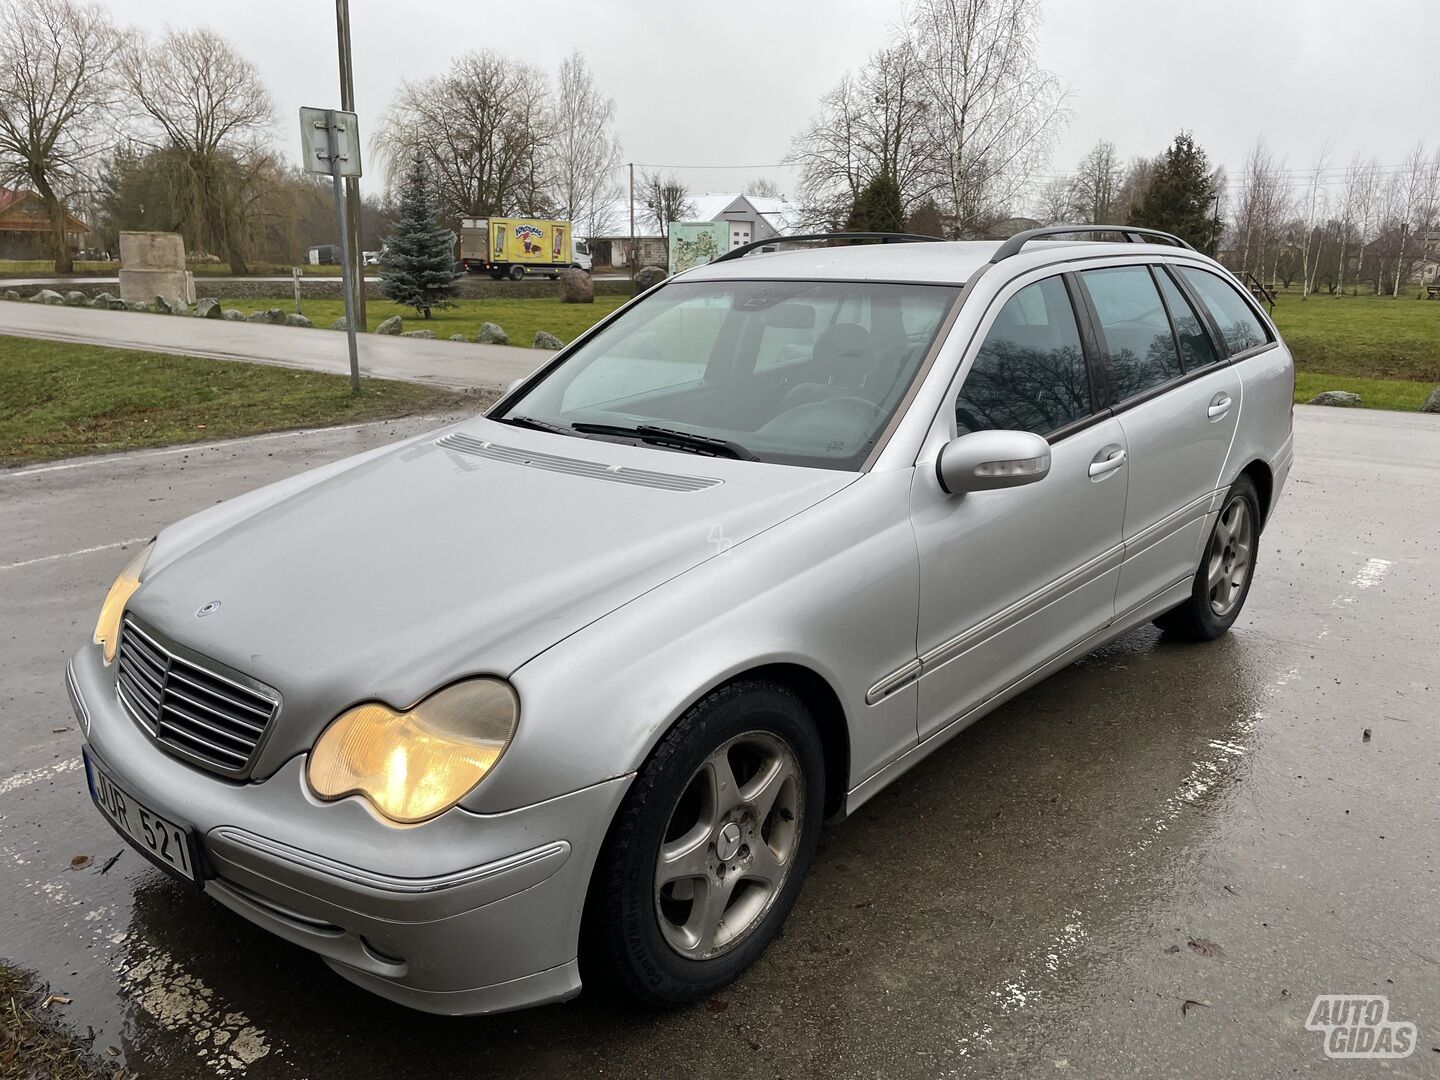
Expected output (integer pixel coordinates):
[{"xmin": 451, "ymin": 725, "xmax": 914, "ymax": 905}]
[{"xmin": 1178, "ymin": 267, "xmax": 1270, "ymax": 355}]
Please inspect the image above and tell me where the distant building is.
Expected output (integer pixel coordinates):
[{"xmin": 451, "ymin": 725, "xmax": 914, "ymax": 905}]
[
  {"xmin": 0, "ymin": 188, "xmax": 88, "ymax": 260},
  {"xmin": 588, "ymin": 192, "xmax": 802, "ymax": 269}
]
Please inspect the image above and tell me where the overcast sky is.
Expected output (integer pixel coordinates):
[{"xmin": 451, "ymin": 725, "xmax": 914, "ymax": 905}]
[{"xmin": 99, "ymin": 0, "xmax": 1437, "ymax": 203}]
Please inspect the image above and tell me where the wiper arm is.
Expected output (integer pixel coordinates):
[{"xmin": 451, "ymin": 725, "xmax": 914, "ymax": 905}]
[
  {"xmin": 492, "ymin": 414, "xmax": 576, "ymax": 436},
  {"xmin": 571, "ymin": 422, "xmax": 759, "ymax": 461}
]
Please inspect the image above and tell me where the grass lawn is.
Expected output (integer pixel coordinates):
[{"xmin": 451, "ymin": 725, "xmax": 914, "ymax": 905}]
[
  {"xmin": 230, "ymin": 294, "xmax": 627, "ymax": 344},
  {"xmin": 1270, "ymin": 292, "xmax": 1440, "ymax": 382},
  {"xmin": 1, "ymin": 336, "xmax": 473, "ymax": 465},
  {"xmin": 1293, "ymin": 371, "xmax": 1436, "ymax": 412}
]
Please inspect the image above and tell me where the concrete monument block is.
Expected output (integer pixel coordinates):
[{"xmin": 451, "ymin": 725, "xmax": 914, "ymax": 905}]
[{"xmin": 118, "ymin": 230, "xmax": 194, "ymax": 306}]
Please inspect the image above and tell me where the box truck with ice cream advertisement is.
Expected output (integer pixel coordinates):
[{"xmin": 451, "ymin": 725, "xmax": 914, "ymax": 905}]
[{"xmin": 458, "ymin": 217, "xmax": 591, "ymax": 279}]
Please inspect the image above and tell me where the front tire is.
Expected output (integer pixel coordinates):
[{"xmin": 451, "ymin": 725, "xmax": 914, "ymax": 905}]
[
  {"xmin": 583, "ymin": 680, "xmax": 824, "ymax": 1007},
  {"xmin": 508, "ymin": 264, "xmax": 526, "ymax": 281},
  {"xmin": 1154, "ymin": 474, "xmax": 1260, "ymax": 641}
]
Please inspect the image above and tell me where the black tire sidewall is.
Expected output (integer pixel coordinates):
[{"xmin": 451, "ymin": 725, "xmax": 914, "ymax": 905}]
[{"xmin": 588, "ymin": 681, "xmax": 825, "ymax": 1005}]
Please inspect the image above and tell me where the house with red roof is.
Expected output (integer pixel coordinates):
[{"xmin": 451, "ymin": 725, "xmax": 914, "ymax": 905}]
[{"xmin": 0, "ymin": 188, "xmax": 89, "ymax": 260}]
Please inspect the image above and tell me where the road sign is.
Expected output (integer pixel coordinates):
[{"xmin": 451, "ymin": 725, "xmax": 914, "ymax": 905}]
[
  {"xmin": 299, "ymin": 107, "xmax": 362, "ymax": 178},
  {"xmin": 299, "ymin": 107, "xmax": 363, "ymax": 391}
]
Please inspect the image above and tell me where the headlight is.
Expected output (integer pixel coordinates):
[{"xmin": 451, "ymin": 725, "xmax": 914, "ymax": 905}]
[
  {"xmin": 94, "ymin": 541, "xmax": 154, "ymax": 665},
  {"xmin": 307, "ymin": 678, "xmax": 519, "ymax": 824}
]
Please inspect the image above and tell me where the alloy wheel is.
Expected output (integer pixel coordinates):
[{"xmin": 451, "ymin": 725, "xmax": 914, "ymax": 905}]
[
  {"xmin": 654, "ymin": 731, "xmax": 804, "ymax": 960},
  {"xmin": 1206, "ymin": 495, "xmax": 1254, "ymax": 616}
]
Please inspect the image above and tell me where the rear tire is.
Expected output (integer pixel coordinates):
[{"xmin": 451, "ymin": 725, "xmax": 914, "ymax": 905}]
[
  {"xmin": 582, "ymin": 680, "xmax": 824, "ymax": 1007},
  {"xmin": 1154, "ymin": 474, "xmax": 1260, "ymax": 641}
]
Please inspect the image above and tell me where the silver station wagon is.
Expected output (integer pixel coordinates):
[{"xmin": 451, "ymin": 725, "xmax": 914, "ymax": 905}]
[{"xmin": 71, "ymin": 226, "xmax": 1294, "ymax": 1014}]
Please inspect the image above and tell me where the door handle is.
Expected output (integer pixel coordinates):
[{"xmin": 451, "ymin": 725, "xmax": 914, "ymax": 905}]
[
  {"xmin": 1207, "ymin": 394, "xmax": 1233, "ymax": 421},
  {"xmin": 1088, "ymin": 447, "xmax": 1126, "ymax": 478}
]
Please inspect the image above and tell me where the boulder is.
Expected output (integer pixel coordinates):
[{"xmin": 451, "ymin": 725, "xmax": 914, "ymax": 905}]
[
  {"xmin": 222, "ymin": 309, "xmax": 248, "ymax": 321},
  {"xmin": 29, "ymin": 289, "xmax": 64, "ymax": 305},
  {"xmin": 194, "ymin": 297, "xmax": 222, "ymax": 319},
  {"xmin": 375, "ymin": 315, "xmax": 404, "ymax": 335},
  {"xmin": 401, "ymin": 329, "xmax": 436, "ymax": 338},
  {"xmin": 448, "ymin": 333, "xmax": 469, "ymax": 342},
  {"xmin": 125, "ymin": 300, "xmax": 148, "ymax": 312},
  {"xmin": 247, "ymin": 308, "xmax": 286, "ymax": 325},
  {"xmin": 2, "ymin": 290, "xmax": 19, "ymax": 301},
  {"xmin": 89, "ymin": 292, "xmax": 115, "ymax": 309},
  {"xmin": 107, "ymin": 298, "xmax": 129, "ymax": 311},
  {"xmin": 284, "ymin": 313, "xmax": 313, "ymax": 328},
  {"xmin": 154, "ymin": 295, "xmax": 189, "ymax": 316},
  {"xmin": 1420, "ymin": 386, "xmax": 1440, "ymax": 414},
  {"xmin": 1308, "ymin": 390, "xmax": 1363, "ymax": 408},
  {"xmin": 476, "ymin": 321, "xmax": 508, "ymax": 345},
  {"xmin": 328, "ymin": 317, "xmax": 349, "ymax": 331},
  {"xmin": 62, "ymin": 290, "xmax": 89, "ymax": 307},
  {"xmin": 558, "ymin": 268, "xmax": 594, "ymax": 304},
  {"xmin": 634, "ymin": 265, "xmax": 667, "ymax": 293},
  {"xmin": 533, "ymin": 330, "xmax": 564, "ymax": 350}
]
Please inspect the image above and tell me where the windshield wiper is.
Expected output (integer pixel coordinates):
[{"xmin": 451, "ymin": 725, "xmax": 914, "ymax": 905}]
[
  {"xmin": 571, "ymin": 422, "xmax": 759, "ymax": 461},
  {"xmin": 492, "ymin": 414, "xmax": 576, "ymax": 436}
]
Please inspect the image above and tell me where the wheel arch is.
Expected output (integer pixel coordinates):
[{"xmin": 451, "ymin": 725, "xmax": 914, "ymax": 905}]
[{"xmin": 1238, "ymin": 458, "xmax": 1274, "ymax": 529}]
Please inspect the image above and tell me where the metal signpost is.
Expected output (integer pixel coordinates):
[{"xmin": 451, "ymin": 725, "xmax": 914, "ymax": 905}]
[{"xmin": 300, "ymin": 106, "xmax": 363, "ymax": 392}]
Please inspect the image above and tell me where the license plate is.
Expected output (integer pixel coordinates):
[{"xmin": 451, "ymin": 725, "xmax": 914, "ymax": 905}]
[{"xmin": 83, "ymin": 750, "xmax": 200, "ymax": 883}]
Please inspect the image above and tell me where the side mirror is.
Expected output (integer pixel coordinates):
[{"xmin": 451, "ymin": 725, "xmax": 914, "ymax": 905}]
[{"xmin": 937, "ymin": 429, "xmax": 1051, "ymax": 496}]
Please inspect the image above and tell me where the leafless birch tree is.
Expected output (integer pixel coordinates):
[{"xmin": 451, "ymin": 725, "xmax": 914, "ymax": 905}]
[
  {"xmin": 907, "ymin": 0, "xmax": 1069, "ymax": 236},
  {"xmin": 551, "ymin": 51, "xmax": 621, "ymax": 241}
]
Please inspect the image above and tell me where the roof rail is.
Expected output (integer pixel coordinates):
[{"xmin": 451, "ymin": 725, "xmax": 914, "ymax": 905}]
[
  {"xmin": 712, "ymin": 231, "xmax": 943, "ymax": 264},
  {"xmin": 990, "ymin": 225, "xmax": 1193, "ymax": 264}
]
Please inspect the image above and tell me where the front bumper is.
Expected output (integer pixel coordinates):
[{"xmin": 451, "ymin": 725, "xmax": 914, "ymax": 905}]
[{"xmin": 68, "ymin": 646, "xmax": 630, "ymax": 1015}]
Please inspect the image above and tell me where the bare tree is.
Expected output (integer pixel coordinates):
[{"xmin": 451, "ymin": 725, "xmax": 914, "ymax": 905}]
[
  {"xmin": 745, "ymin": 177, "xmax": 784, "ymax": 199},
  {"xmin": 119, "ymin": 28, "xmax": 275, "ymax": 274},
  {"xmin": 1335, "ymin": 155, "xmax": 1378, "ymax": 295},
  {"xmin": 377, "ymin": 50, "xmax": 554, "ymax": 223},
  {"xmin": 1034, "ymin": 175, "xmax": 1076, "ymax": 224},
  {"xmin": 1391, "ymin": 141, "xmax": 1434, "ymax": 297},
  {"xmin": 1069, "ymin": 140, "xmax": 1122, "ymax": 224},
  {"xmin": 1298, "ymin": 143, "xmax": 1329, "ymax": 298},
  {"xmin": 1233, "ymin": 137, "xmax": 1293, "ymax": 283},
  {"xmin": 0, "ymin": 0, "xmax": 122, "ymax": 272},
  {"xmin": 907, "ymin": 0, "xmax": 1070, "ymax": 236},
  {"xmin": 788, "ymin": 44, "xmax": 934, "ymax": 228},
  {"xmin": 551, "ymin": 51, "xmax": 621, "ymax": 240},
  {"xmin": 1116, "ymin": 155, "xmax": 1159, "ymax": 222},
  {"xmin": 639, "ymin": 171, "xmax": 695, "ymax": 238}
]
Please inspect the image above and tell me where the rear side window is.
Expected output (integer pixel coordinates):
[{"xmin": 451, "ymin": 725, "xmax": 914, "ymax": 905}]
[
  {"xmin": 1155, "ymin": 268, "xmax": 1219, "ymax": 370},
  {"xmin": 956, "ymin": 276, "xmax": 1091, "ymax": 437},
  {"xmin": 1178, "ymin": 267, "xmax": 1270, "ymax": 355},
  {"xmin": 1080, "ymin": 267, "xmax": 1183, "ymax": 402}
]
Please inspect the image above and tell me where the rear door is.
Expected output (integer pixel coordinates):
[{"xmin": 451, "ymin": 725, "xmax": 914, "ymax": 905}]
[
  {"xmin": 911, "ymin": 272, "xmax": 1128, "ymax": 740},
  {"xmin": 1076, "ymin": 262, "xmax": 1242, "ymax": 617}
]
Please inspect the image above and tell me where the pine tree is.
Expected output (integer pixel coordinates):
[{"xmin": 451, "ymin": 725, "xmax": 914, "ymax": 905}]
[
  {"xmin": 1129, "ymin": 132, "xmax": 1220, "ymax": 250},
  {"xmin": 379, "ymin": 155, "xmax": 460, "ymax": 317},
  {"xmin": 845, "ymin": 174, "xmax": 906, "ymax": 233}
]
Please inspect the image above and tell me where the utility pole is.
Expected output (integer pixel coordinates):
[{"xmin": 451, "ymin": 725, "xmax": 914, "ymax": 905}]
[
  {"xmin": 628, "ymin": 162, "xmax": 636, "ymax": 276},
  {"xmin": 335, "ymin": 0, "xmax": 366, "ymax": 330},
  {"xmin": 1210, "ymin": 193, "xmax": 1222, "ymax": 258}
]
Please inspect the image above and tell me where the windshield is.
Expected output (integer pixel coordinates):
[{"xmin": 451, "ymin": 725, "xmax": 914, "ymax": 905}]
[{"xmin": 497, "ymin": 279, "xmax": 959, "ymax": 470}]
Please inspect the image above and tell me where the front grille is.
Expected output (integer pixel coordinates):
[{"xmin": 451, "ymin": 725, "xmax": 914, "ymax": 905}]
[{"xmin": 116, "ymin": 616, "xmax": 280, "ymax": 778}]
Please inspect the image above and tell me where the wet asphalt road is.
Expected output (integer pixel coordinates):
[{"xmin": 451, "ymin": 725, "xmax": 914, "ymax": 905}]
[{"xmin": 1, "ymin": 405, "xmax": 1436, "ymax": 1078}]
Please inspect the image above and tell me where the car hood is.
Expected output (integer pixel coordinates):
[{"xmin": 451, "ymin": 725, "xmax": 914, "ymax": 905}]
[{"xmin": 128, "ymin": 417, "xmax": 853, "ymax": 777}]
